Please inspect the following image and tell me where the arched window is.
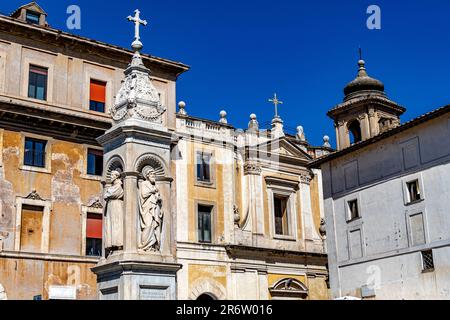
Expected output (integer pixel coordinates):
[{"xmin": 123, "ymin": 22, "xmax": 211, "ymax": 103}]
[{"xmin": 348, "ymin": 120, "xmax": 362, "ymax": 144}]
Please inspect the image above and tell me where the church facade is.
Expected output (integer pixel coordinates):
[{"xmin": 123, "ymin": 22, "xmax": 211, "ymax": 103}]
[{"xmin": 0, "ymin": 2, "xmax": 330, "ymax": 300}]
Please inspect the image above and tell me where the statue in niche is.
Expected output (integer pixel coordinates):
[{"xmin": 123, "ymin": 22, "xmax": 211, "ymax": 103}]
[
  {"xmin": 139, "ymin": 167, "xmax": 164, "ymax": 252},
  {"xmin": 104, "ymin": 170, "xmax": 124, "ymax": 256}
]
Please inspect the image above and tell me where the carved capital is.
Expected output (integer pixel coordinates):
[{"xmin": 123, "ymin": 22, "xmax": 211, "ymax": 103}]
[
  {"xmin": 299, "ymin": 173, "xmax": 312, "ymax": 185},
  {"xmin": 244, "ymin": 161, "xmax": 261, "ymax": 176}
]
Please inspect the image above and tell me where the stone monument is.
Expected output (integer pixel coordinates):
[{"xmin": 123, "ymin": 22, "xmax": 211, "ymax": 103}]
[{"xmin": 92, "ymin": 9, "xmax": 181, "ymax": 300}]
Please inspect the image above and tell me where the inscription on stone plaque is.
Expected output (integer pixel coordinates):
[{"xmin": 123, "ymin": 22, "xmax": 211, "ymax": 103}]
[{"xmin": 139, "ymin": 286, "xmax": 168, "ymax": 300}]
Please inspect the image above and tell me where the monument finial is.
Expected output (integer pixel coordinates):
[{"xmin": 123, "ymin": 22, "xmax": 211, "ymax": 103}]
[{"xmin": 127, "ymin": 9, "xmax": 148, "ymax": 52}]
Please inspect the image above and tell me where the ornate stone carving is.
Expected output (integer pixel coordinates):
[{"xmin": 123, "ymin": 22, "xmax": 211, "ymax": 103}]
[
  {"xmin": 139, "ymin": 168, "xmax": 164, "ymax": 252},
  {"xmin": 88, "ymin": 198, "xmax": 103, "ymax": 209},
  {"xmin": 319, "ymin": 218, "xmax": 327, "ymax": 237},
  {"xmin": 109, "ymin": 18, "xmax": 166, "ymax": 125},
  {"xmin": 299, "ymin": 172, "xmax": 312, "ymax": 185},
  {"xmin": 104, "ymin": 170, "xmax": 124, "ymax": 254},
  {"xmin": 243, "ymin": 161, "xmax": 261, "ymax": 176},
  {"xmin": 25, "ymin": 190, "xmax": 45, "ymax": 201},
  {"xmin": 233, "ymin": 205, "xmax": 240, "ymax": 228}
]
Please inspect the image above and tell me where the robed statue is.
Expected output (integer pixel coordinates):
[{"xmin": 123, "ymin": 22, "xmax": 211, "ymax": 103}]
[
  {"xmin": 104, "ymin": 170, "xmax": 124, "ymax": 255},
  {"xmin": 139, "ymin": 167, "xmax": 164, "ymax": 252}
]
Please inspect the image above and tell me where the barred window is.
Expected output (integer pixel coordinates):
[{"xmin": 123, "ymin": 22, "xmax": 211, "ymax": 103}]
[{"xmin": 421, "ymin": 250, "xmax": 434, "ymax": 272}]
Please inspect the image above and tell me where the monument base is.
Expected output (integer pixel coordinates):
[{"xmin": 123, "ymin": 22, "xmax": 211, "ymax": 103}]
[{"xmin": 92, "ymin": 253, "xmax": 182, "ymax": 300}]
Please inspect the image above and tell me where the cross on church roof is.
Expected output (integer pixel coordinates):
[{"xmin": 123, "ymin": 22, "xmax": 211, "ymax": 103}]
[
  {"xmin": 127, "ymin": 9, "xmax": 148, "ymax": 51},
  {"xmin": 269, "ymin": 93, "xmax": 283, "ymax": 118}
]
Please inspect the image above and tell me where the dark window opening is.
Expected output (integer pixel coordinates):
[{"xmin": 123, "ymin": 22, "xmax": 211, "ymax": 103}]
[
  {"xmin": 28, "ymin": 65, "xmax": 48, "ymax": 101},
  {"xmin": 86, "ymin": 213, "xmax": 102, "ymax": 257},
  {"xmin": 421, "ymin": 250, "xmax": 434, "ymax": 272},
  {"xmin": 274, "ymin": 195, "xmax": 289, "ymax": 236},
  {"xmin": 198, "ymin": 205, "xmax": 212, "ymax": 243},
  {"xmin": 196, "ymin": 293, "xmax": 216, "ymax": 301},
  {"xmin": 407, "ymin": 180, "xmax": 421, "ymax": 203},
  {"xmin": 24, "ymin": 138, "xmax": 47, "ymax": 168},
  {"xmin": 196, "ymin": 152, "xmax": 212, "ymax": 183},
  {"xmin": 87, "ymin": 149, "xmax": 104, "ymax": 176},
  {"xmin": 348, "ymin": 200, "xmax": 360, "ymax": 221},
  {"xmin": 89, "ymin": 79, "xmax": 106, "ymax": 113},
  {"xmin": 26, "ymin": 10, "xmax": 40, "ymax": 24},
  {"xmin": 348, "ymin": 120, "xmax": 362, "ymax": 145}
]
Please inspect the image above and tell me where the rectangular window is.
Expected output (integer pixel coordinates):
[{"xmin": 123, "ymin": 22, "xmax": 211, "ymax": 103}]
[
  {"xmin": 28, "ymin": 65, "xmax": 48, "ymax": 101},
  {"xmin": 24, "ymin": 138, "xmax": 47, "ymax": 168},
  {"xmin": 347, "ymin": 199, "xmax": 360, "ymax": 221},
  {"xmin": 20, "ymin": 205, "xmax": 44, "ymax": 253},
  {"xmin": 26, "ymin": 10, "xmax": 40, "ymax": 24},
  {"xmin": 274, "ymin": 195, "xmax": 289, "ymax": 236},
  {"xmin": 407, "ymin": 180, "xmax": 421, "ymax": 203},
  {"xmin": 349, "ymin": 229, "xmax": 363, "ymax": 259},
  {"xmin": 409, "ymin": 213, "xmax": 426, "ymax": 246},
  {"xmin": 89, "ymin": 80, "xmax": 106, "ymax": 113},
  {"xmin": 421, "ymin": 250, "xmax": 434, "ymax": 272},
  {"xmin": 196, "ymin": 152, "xmax": 212, "ymax": 183},
  {"xmin": 198, "ymin": 205, "xmax": 212, "ymax": 243},
  {"xmin": 86, "ymin": 213, "xmax": 102, "ymax": 256},
  {"xmin": 87, "ymin": 149, "xmax": 103, "ymax": 176}
]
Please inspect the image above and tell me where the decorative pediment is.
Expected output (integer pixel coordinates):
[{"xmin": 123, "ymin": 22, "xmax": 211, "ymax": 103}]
[
  {"xmin": 87, "ymin": 198, "xmax": 104, "ymax": 209},
  {"xmin": 25, "ymin": 190, "xmax": 45, "ymax": 201},
  {"xmin": 255, "ymin": 137, "xmax": 312, "ymax": 162},
  {"xmin": 12, "ymin": 2, "xmax": 48, "ymax": 17},
  {"xmin": 269, "ymin": 278, "xmax": 309, "ymax": 299}
]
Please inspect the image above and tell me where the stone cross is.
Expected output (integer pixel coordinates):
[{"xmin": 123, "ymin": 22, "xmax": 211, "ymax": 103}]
[
  {"xmin": 127, "ymin": 9, "xmax": 148, "ymax": 43},
  {"xmin": 269, "ymin": 93, "xmax": 283, "ymax": 118}
]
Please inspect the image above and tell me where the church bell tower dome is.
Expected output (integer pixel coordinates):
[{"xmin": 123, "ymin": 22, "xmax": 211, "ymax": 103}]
[{"xmin": 343, "ymin": 59, "xmax": 385, "ymax": 101}]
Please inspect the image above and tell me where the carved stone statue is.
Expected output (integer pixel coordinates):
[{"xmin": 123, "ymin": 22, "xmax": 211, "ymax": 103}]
[
  {"xmin": 104, "ymin": 170, "xmax": 124, "ymax": 255},
  {"xmin": 139, "ymin": 168, "xmax": 164, "ymax": 252}
]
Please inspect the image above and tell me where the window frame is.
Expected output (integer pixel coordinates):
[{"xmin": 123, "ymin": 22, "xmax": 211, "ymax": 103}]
[
  {"xmin": 421, "ymin": 250, "xmax": 435, "ymax": 273},
  {"xmin": 87, "ymin": 148, "xmax": 104, "ymax": 177},
  {"xmin": 20, "ymin": 133, "xmax": 52, "ymax": 174},
  {"xmin": 194, "ymin": 150, "xmax": 216, "ymax": 188},
  {"xmin": 85, "ymin": 213, "xmax": 103, "ymax": 257},
  {"xmin": 196, "ymin": 202, "xmax": 215, "ymax": 244},
  {"xmin": 28, "ymin": 65, "xmax": 48, "ymax": 101},
  {"xmin": 25, "ymin": 10, "xmax": 41, "ymax": 24},
  {"xmin": 89, "ymin": 79, "xmax": 107, "ymax": 113},
  {"xmin": 14, "ymin": 193, "xmax": 51, "ymax": 254},
  {"xmin": 402, "ymin": 174, "xmax": 425, "ymax": 206},
  {"xmin": 24, "ymin": 137, "xmax": 47, "ymax": 168},
  {"xmin": 273, "ymin": 194, "xmax": 290, "ymax": 237},
  {"xmin": 265, "ymin": 177, "xmax": 298, "ymax": 241},
  {"xmin": 81, "ymin": 205, "xmax": 104, "ymax": 258},
  {"xmin": 346, "ymin": 199, "xmax": 360, "ymax": 222}
]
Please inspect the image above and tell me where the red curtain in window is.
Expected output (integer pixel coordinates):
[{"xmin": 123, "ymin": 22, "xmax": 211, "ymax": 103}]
[
  {"xmin": 86, "ymin": 214, "xmax": 102, "ymax": 239},
  {"xmin": 90, "ymin": 80, "xmax": 106, "ymax": 103}
]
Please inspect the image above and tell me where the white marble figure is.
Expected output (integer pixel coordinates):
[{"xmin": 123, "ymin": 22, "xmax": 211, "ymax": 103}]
[
  {"xmin": 104, "ymin": 170, "xmax": 124, "ymax": 253},
  {"xmin": 139, "ymin": 168, "xmax": 163, "ymax": 252}
]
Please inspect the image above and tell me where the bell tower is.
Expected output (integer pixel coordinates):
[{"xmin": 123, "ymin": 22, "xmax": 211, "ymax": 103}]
[{"xmin": 328, "ymin": 58, "xmax": 406, "ymax": 151}]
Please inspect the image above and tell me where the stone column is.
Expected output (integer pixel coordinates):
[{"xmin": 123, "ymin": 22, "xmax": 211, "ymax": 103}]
[
  {"xmin": 123, "ymin": 172, "xmax": 139, "ymax": 253},
  {"xmin": 299, "ymin": 172, "xmax": 322, "ymax": 248}
]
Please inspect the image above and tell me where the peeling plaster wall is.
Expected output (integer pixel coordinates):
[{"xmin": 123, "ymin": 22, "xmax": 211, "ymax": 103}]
[{"xmin": 0, "ymin": 130, "xmax": 102, "ymax": 299}]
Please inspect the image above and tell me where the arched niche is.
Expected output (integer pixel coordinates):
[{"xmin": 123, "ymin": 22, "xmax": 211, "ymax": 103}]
[
  {"xmin": 348, "ymin": 120, "xmax": 362, "ymax": 145},
  {"xmin": 135, "ymin": 154, "xmax": 167, "ymax": 178},
  {"xmin": 105, "ymin": 156, "xmax": 125, "ymax": 184}
]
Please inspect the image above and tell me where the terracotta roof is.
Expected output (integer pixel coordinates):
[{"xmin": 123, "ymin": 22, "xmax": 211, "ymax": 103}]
[{"xmin": 310, "ymin": 104, "xmax": 450, "ymax": 167}]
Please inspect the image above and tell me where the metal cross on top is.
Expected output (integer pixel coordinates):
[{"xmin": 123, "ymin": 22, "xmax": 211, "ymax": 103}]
[
  {"xmin": 269, "ymin": 93, "xmax": 283, "ymax": 118},
  {"xmin": 128, "ymin": 9, "xmax": 148, "ymax": 43}
]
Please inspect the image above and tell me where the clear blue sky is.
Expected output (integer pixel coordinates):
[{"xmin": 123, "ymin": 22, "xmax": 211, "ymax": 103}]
[{"xmin": 3, "ymin": 1, "xmax": 450, "ymax": 147}]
